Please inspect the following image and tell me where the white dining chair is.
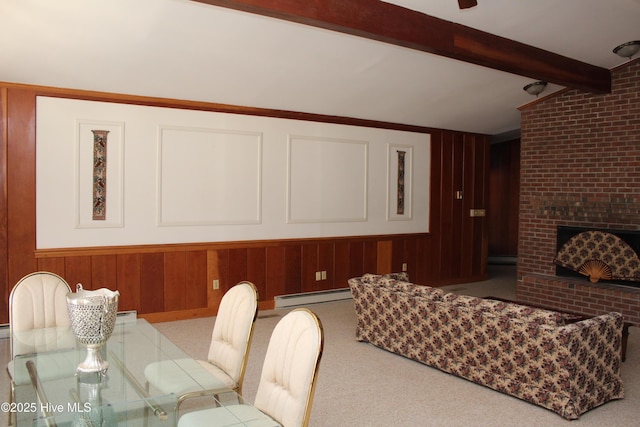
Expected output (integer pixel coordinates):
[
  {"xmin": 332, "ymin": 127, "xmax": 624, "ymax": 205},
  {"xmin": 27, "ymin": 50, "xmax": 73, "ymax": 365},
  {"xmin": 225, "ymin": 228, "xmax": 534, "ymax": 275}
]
[
  {"xmin": 177, "ymin": 308, "xmax": 324, "ymax": 427},
  {"xmin": 144, "ymin": 281, "xmax": 259, "ymax": 407},
  {"xmin": 6, "ymin": 271, "xmax": 73, "ymax": 426}
]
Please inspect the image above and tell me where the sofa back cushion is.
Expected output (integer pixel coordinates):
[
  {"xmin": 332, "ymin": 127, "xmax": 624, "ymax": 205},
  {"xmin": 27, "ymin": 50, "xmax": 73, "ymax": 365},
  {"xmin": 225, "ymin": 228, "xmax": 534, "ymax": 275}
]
[
  {"xmin": 358, "ymin": 273, "xmax": 445, "ymax": 301},
  {"xmin": 442, "ymin": 293, "xmax": 565, "ymax": 325},
  {"xmin": 361, "ymin": 272, "xmax": 408, "ymax": 284}
]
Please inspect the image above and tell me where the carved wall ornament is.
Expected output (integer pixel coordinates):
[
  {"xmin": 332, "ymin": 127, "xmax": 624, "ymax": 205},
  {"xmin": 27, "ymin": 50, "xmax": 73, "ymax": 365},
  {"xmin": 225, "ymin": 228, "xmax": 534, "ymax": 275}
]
[{"xmin": 92, "ymin": 130, "xmax": 109, "ymax": 220}]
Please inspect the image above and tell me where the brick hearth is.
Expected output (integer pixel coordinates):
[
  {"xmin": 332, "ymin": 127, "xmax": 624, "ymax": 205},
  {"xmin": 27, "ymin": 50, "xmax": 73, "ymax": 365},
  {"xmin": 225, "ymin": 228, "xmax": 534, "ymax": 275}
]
[
  {"xmin": 517, "ymin": 59, "xmax": 640, "ymax": 325},
  {"xmin": 518, "ymin": 274, "xmax": 640, "ymax": 326}
]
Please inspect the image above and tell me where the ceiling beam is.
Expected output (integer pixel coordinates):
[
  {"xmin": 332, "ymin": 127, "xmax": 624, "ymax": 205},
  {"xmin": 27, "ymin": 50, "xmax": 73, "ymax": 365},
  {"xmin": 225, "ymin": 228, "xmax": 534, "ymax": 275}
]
[{"xmin": 191, "ymin": 0, "xmax": 611, "ymax": 93}]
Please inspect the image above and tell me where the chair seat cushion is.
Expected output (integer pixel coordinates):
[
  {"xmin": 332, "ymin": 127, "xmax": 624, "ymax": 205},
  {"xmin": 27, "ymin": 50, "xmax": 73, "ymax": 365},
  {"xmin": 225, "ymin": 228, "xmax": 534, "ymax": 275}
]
[
  {"xmin": 11, "ymin": 326, "xmax": 75, "ymax": 358},
  {"xmin": 7, "ymin": 350, "xmax": 79, "ymax": 385},
  {"xmin": 144, "ymin": 358, "xmax": 235, "ymax": 395},
  {"xmin": 178, "ymin": 404, "xmax": 279, "ymax": 427}
]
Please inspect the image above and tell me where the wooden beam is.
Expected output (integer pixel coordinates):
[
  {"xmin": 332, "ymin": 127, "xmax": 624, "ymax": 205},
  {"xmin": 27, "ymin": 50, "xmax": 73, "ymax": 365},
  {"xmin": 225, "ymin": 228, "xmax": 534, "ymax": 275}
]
[{"xmin": 192, "ymin": 0, "xmax": 611, "ymax": 93}]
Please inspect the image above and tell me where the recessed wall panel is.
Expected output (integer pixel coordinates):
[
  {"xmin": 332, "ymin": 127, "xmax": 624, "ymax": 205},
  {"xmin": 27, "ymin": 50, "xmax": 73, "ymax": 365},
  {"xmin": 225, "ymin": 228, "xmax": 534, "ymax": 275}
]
[
  {"xmin": 157, "ymin": 126, "xmax": 262, "ymax": 226},
  {"xmin": 288, "ymin": 136, "xmax": 367, "ymax": 223}
]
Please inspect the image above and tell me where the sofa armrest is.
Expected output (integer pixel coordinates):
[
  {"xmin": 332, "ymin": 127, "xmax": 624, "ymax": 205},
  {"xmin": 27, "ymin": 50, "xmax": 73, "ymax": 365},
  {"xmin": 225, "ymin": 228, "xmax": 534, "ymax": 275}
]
[
  {"xmin": 557, "ymin": 312, "xmax": 623, "ymax": 370},
  {"xmin": 553, "ymin": 312, "xmax": 624, "ymax": 418},
  {"xmin": 348, "ymin": 276, "xmax": 443, "ymax": 346}
]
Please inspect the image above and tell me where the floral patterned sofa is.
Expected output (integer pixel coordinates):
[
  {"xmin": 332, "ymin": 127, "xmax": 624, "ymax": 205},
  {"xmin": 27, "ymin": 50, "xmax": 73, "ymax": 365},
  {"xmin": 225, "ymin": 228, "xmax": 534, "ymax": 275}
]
[{"xmin": 348, "ymin": 273, "xmax": 624, "ymax": 419}]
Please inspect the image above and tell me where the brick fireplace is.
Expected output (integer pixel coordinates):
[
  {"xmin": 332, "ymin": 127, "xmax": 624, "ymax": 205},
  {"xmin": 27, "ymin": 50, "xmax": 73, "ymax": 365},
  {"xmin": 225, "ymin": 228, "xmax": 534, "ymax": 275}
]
[{"xmin": 517, "ymin": 59, "xmax": 640, "ymax": 326}]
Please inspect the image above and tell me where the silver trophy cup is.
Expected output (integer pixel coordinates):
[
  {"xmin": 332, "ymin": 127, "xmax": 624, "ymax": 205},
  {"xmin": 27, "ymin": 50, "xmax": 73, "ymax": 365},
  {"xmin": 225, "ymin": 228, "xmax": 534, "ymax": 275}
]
[{"xmin": 66, "ymin": 284, "xmax": 120, "ymax": 374}]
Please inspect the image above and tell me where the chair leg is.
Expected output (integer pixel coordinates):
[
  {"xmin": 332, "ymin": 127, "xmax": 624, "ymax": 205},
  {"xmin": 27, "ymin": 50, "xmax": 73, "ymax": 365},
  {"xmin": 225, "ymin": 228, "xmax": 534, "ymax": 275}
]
[
  {"xmin": 8, "ymin": 380, "xmax": 15, "ymax": 427},
  {"xmin": 143, "ymin": 381, "xmax": 150, "ymax": 427}
]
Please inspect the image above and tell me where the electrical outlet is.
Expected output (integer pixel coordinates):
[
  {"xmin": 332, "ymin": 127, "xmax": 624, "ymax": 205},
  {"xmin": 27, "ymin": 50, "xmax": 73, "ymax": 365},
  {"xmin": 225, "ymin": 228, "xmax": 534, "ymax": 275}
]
[
  {"xmin": 315, "ymin": 272, "xmax": 322, "ymax": 281},
  {"xmin": 213, "ymin": 279, "xmax": 219, "ymax": 290},
  {"xmin": 402, "ymin": 263, "xmax": 407, "ymax": 272},
  {"xmin": 321, "ymin": 271, "xmax": 327, "ymax": 280}
]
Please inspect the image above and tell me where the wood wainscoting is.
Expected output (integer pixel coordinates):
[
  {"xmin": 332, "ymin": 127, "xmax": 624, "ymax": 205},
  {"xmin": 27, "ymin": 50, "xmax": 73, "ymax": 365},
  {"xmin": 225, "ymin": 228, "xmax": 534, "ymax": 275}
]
[{"xmin": 34, "ymin": 235, "xmax": 429, "ymax": 322}]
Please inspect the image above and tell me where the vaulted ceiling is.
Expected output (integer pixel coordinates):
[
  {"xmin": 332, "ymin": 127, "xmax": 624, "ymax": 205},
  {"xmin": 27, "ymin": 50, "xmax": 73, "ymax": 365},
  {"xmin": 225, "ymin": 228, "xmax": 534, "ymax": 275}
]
[{"xmin": 1, "ymin": 0, "xmax": 638, "ymax": 135}]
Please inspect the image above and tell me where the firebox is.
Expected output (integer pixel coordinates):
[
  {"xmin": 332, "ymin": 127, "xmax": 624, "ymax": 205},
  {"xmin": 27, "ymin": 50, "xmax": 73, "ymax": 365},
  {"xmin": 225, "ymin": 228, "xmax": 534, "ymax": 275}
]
[{"xmin": 555, "ymin": 226, "xmax": 640, "ymax": 288}]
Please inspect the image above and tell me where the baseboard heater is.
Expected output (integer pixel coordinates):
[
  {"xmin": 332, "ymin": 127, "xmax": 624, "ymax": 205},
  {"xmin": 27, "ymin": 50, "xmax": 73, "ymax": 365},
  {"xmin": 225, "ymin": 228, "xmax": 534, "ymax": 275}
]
[{"xmin": 275, "ymin": 288, "xmax": 352, "ymax": 308}]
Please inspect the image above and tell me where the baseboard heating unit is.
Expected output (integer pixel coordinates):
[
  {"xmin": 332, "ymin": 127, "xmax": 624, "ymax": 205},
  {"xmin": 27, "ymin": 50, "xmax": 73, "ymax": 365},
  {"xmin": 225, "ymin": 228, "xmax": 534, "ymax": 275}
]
[{"xmin": 275, "ymin": 288, "xmax": 352, "ymax": 308}]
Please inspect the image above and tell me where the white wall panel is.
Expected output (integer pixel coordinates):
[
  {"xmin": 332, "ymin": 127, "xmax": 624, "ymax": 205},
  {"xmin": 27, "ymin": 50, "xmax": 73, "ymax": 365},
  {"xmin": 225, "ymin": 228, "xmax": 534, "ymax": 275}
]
[
  {"xmin": 36, "ymin": 97, "xmax": 430, "ymax": 248},
  {"xmin": 157, "ymin": 126, "xmax": 262, "ymax": 226},
  {"xmin": 288, "ymin": 136, "xmax": 367, "ymax": 223}
]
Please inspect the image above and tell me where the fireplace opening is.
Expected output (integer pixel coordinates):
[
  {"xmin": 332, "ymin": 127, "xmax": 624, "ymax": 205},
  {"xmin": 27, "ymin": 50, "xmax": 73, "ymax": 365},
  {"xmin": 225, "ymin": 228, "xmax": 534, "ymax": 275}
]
[{"xmin": 555, "ymin": 226, "xmax": 640, "ymax": 288}]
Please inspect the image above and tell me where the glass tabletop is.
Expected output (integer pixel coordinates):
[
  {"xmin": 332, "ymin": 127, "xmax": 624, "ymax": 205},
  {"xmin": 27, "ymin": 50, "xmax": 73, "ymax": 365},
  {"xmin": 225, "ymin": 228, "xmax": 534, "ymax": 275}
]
[{"xmin": 10, "ymin": 316, "xmax": 240, "ymax": 426}]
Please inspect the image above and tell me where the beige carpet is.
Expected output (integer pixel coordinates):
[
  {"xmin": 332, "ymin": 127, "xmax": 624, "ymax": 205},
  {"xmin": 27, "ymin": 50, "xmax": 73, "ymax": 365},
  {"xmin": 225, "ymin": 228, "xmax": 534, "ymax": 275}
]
[
  {"xmin": 153, "ymin": 265, "xmax": 639, "ymax": 426},
  {"xmin": 1, "ymin": 265, "xmax": 638, "ymax": 426}
]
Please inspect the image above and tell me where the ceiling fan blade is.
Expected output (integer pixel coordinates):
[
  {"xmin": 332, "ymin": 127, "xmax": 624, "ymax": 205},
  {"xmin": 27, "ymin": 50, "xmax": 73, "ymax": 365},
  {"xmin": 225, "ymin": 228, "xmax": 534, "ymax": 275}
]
[{"xmin": 458, "ymin": 0, "xmax": 478, "ymax": 9}]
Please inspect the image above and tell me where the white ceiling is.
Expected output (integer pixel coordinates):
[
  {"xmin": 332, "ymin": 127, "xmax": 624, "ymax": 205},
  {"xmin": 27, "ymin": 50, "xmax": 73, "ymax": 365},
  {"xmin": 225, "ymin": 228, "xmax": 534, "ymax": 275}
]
[{"xmin": 1, "ymin": 0, "xmax": 638, "ymax": 135}]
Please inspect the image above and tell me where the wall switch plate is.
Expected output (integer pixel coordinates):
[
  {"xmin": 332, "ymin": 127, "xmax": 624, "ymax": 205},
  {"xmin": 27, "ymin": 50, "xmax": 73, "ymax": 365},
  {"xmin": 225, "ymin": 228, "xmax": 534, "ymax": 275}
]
[
  {"xmin": 470, "ymin": 209, "xmax": 486, "ymax": 217},
  {"xmin": 402, "ymin": 263, "xmax": 407, "ymax": 271},
  {"xmin": 213, "ymin": 279, "xmax": 220, "ymax": 290},
  {"xmin": 315, "ymin": 272, "xmax": 322, "ymax": 281},
  {"xmin": 321, "ymin": 270, "xmax": 327, "ymax": 280}
]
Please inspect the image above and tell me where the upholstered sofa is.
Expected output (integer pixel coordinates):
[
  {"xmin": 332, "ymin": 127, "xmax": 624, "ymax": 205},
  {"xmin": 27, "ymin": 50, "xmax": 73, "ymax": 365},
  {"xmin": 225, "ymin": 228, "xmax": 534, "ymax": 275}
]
[{"xmin": 348, "ymin": 273, "xmax": 624, "ymax": 419}]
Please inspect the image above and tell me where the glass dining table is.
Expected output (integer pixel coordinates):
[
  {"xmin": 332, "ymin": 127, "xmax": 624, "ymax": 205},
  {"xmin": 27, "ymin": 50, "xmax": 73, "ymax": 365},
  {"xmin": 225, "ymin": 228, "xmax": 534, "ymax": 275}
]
[{"xmin": 10, "ymin": 314, "xmax": 278, "ymax": 427}]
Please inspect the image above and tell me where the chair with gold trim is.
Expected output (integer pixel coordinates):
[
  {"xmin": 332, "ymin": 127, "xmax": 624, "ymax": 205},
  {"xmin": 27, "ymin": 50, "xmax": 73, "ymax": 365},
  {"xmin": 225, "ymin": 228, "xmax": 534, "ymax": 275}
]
[
  {"xmin": 177, "ymin": 307, "xmax": 324, "ymax": 427},
  {"xmin": 144, "ymin": 281, "xmax": 259, "ymax": 408},
  {"xmin": 6, "ymin": 272, "xmax": 73, "ymax": 426}
]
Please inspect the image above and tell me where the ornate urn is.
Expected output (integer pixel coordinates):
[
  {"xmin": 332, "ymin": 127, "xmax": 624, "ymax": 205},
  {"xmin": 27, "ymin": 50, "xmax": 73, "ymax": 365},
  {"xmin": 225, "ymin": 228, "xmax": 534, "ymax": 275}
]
[{"xmin": 66, "ymin": 284, "xmax": 120, "ymax": 374}]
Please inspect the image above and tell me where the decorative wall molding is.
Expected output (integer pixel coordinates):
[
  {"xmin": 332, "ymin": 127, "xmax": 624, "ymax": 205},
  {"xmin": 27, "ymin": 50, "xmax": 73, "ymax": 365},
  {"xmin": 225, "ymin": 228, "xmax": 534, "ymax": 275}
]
[
  {"xmin": 287, "ymin": 135, "xmax": 368, "ymax": 223},
  {"xmin": 34, "ymin": 232, "xmax": 427, "ymax": 258},
  {"xmin": 36, "ymin": 96, "xmax": 429, "ymax": 249},
  {"xmin": 157, "ymin": 125, "xmax": 262, "ymax": 226}
]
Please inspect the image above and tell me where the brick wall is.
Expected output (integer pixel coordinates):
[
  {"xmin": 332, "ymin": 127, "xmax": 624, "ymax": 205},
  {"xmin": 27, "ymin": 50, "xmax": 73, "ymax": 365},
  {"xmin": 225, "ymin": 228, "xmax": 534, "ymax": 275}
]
[{"xmin": 517, "ymin": 59, "xmax": 640, "ymax": 325}]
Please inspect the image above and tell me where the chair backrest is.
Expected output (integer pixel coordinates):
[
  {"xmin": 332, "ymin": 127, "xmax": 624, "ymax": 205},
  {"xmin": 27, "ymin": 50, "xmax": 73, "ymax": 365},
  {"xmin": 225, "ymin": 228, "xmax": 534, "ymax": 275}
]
[
  {"xmin": 9, "ymin": 272, "xmax": 72, "ymax": 332},
  {"xmin": 207, "ymin": 281, "xmax": 259, "ymax": 392},
  {"xmin": 9, "ymin": 272, "xmax": 72, "ymax": 359},
  {"xmin": 253, "ymin": 308, "xmax": 324, "ymax": 427}
]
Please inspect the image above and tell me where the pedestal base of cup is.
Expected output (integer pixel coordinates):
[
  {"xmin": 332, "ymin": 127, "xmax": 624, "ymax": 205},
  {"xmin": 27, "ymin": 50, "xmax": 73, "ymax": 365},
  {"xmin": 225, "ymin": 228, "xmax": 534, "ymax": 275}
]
[{"xmin": 77, "ymin": 345, "xmax": 109, "ymax": 375}]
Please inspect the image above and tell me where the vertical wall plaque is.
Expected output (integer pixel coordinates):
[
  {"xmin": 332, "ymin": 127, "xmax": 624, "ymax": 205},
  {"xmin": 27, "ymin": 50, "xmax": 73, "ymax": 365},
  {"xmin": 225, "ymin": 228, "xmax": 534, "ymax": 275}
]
[
  {"xmin": 92, "ymin": 130, "xmax": 109, "ymax": 220},
  {"xmin": 397, "ymin": 150, "xmax": 406, "ymax": 215},
  {"xmin": 387, "ymin": 144, "xmax": 413, "ymax": 221}
]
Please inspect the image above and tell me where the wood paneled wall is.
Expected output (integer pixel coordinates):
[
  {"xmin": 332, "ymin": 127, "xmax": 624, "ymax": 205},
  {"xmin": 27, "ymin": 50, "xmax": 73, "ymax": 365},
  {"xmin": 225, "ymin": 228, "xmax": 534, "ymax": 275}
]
[
  {"xmin": 428, "ymin": 130, "xmax": 489, "ymax": 285},
  {"xmin": 488, "ymin": 140, "xmax": 520, "ymax": 257},
  {"xmin": 0, "ymin": 83, "xmax": 489, "ymax": 322},
  {"xmin": 33, "ymin": 236, "xmax": 424, "ymax": 320}
]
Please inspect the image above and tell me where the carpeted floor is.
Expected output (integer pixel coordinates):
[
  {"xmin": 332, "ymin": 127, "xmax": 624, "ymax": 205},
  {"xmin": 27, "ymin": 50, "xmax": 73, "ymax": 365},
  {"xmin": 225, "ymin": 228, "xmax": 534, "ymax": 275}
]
[
  {"xmin": 1, "ymin": 265, "xmax": 638, "ymax": 426},
  {"xmin": 152, "ymin": 265, "xmax": 639, "ymax": 426}
]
